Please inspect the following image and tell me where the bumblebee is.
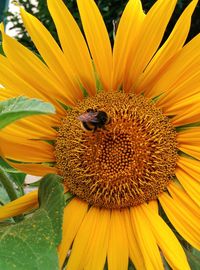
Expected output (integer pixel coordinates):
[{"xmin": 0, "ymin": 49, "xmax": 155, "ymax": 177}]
[{"xmin": 78, "ymin": 108, "xmax": 110, "ymax": 132}]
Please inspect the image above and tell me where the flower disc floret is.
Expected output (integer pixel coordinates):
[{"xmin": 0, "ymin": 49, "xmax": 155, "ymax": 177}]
[{"xmin": 55, "ymin": 92, "xmax": 178, "ymax": 209}]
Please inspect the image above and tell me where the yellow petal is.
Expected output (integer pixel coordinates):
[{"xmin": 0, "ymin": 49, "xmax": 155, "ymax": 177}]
[
  {"xmin": 148, "ymin": 200, "xmax": 159, "ymax": 212},
  {"xmin": 159, "ymin": 187, "xmax": 200, "ymax": 250},
  {"xmin": 0, "ymin": 55, "xmax": 52, "ymax": 104},
  {"xmin": 0, "ymin": 134, "xmax": 54, "ymax": 162},
  {"xmin": 178, "ymin": 144, "xmax": 200, "ymax": 161},
  {"xmin": 141, "ymin": 203, "xmax": 190, "ymax": 270},
  {"xmin": 164, "ymin": 93, "xmax": 200, "ymax": 115},
  {"xmin": 58, "ymin": 198, "xmax": 88, "ymax": 269},
  {"xmin": 0, "ymin": 191, "xmax": 38, "ymax": 220},
  {"xmin": 66, "ymin": 207, "xmax": 99, "ymax": 270},
  {"xmin": 3, "ymin": 122, "xmax": 56, "ymax": 141},
  {"xmin": 1, "ymin": 31, "xmax": 76, "ymax": 107},
  {"xmin": 7, "ymin": 161, "xmax": 57, "ymax": 177},
  {"xmin": 107, "ymin": 210, "xmax": 129, "ymax": 270},
  {"xmin": 84, "ymin": 209, "xmax": 110, "ymax": 270},
  {"xmin": 176, "ymin": 167, "xmax": 200, "ymax": 207},
  {"xmin": 20, "ymin": 8, "xmax": 83, "ymax": 101},
  {"xmin": 168, "ymin": 181, "xmax": 199, "ymax": 217},
  {"xmin": 172, "ymin": 103, "xmax": 200, "ymax": 126},
  {"xmin": 123, "ymin": 0, "xmax": 177, "ymax": 92},
  {"xmin": 177, "ymin": 156, "xmax": 200, "ymax": 184},
  {"xmin": 123, "ymin": 209, "xmax": 146, "ymax": 270},
  {"xmin": 177, "ymin": 128, "xmax": 200, "ymax": 159},
  {"xmin": 135, "ymin": 0, "xmax": 198, "ymax": 95},
  {"xmin": 151, "ymin": 34, "xmax": 200, "ymax": 103},
  {"xmin": 156, "ymin": 70, "xmax": 200, "ymax": 114},
  {"xmin": 77, "ymin": 0, "xmax": 112, "ymax": 91},
  {"xmin": 47, "ymin": 0, "xmax": 96, "ymax": 96},
  {"xmin": 112, "ymin": 0, "xmax": 145, "ymax": 91},
  {"xmin": 130, "ymin": 206, "xmax": 164, "ymax": 270},
  {"xmin": 177, "ymin": 127, "xmax": 200, "ymax": 142}
]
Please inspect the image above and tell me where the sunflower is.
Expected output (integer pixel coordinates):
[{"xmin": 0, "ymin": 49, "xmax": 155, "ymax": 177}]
[{"xmin": 0, "ymin": 0, "xmax": 200, "ymax": 269}]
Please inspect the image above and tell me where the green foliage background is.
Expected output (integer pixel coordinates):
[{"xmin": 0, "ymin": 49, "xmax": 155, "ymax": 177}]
[{"xmin": 4, "ymin": 0, "xmax": 200, "ymax": 53}]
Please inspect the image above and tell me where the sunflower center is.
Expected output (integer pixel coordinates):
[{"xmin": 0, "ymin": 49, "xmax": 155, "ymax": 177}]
[{"xmin": 55, "ymin": 92, "xmax": 178, "ymax": 209}]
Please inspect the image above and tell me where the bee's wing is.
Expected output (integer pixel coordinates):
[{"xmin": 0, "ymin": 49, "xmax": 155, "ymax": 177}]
[{"xmin": 78, "ymin": 112, "xmax": 98, "ymax": 122}]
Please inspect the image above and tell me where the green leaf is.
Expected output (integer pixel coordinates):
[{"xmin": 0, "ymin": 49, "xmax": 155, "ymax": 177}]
[
  {"xmin": 0, "ymin": 43, "xmax": 4, "ymax": 55},
  {"xmin": 0, "ymin": 165, "xmax": 19, "ymax": 203},
  {"xmin": 185, "ymin": 248, "xmax": 200, "ymax": 270},
  {"xmin": 0, "ymin": 174, "xmax": 65, "ymax": 270},
  {"xmin": 0, "ymin": 157, "xmax": 26, "ymax": 191},
  {"xmin": 0, "ymin": 210, "xmax": 59, "ymax": 270},
  {"xmin": 39, "ymin": 174, "xmax": 65, "ymax": 245},
  {"xmin": 128, "ymin": 260, "xmax": 136, "ymax": 270},
  {"xmin": 0, "ymin": 96, "xmax": 55, "ymax": 129},
  {"xmin": 0, "ymin": 184, "xmax": 10, "ymax": 205}
]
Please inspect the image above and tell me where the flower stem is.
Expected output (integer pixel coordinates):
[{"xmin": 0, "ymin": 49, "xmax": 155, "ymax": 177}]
[
  {"xmin": 0, "ymin": 166, "xmax": 18, "ymax": 202},
  {"xmin": 0, "ymin": 166, "xmax": 24, "ymax": 222}
]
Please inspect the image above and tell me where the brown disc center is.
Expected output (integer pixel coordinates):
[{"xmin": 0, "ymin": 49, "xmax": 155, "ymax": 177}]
[{"xmin": 55, "ymin": 92, "xmax": 178, "ymax": 209}]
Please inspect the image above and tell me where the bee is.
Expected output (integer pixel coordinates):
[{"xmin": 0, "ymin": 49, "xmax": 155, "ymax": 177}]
[{"xmin": 78, "ymin": 108, "xmax": 110, "ymax": 132}]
